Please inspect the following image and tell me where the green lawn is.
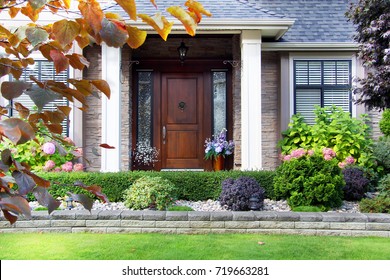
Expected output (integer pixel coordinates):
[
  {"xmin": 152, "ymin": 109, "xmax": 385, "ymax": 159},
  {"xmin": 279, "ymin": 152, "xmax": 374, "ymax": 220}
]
[{"xmin": 1, "ymin": 233, "xmax": 390, "ymax": 260}]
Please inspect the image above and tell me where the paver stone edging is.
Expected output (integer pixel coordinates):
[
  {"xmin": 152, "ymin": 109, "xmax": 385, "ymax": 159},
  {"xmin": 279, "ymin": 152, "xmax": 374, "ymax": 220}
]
[{"xmin": 0, "ymin": 210, "xmax": 389, "ymax": 237}]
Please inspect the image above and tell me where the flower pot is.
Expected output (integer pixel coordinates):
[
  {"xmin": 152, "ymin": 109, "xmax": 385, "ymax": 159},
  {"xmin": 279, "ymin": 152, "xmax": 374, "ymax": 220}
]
[{"xmin": 213, "ymin": 155, "xmax": 225, "ymax": 171}]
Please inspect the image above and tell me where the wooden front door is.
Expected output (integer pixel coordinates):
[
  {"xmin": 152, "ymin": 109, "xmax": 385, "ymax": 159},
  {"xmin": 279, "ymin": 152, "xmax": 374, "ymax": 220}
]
[{"xmin": 161, "ymin": 73, "xmax": 204, "ymax": 169}]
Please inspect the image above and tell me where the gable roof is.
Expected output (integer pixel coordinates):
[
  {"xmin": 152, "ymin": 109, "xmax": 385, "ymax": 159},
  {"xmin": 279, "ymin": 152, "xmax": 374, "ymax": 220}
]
[{"xmin": 246, "ymin": 0, "xmax": 355, "ymax": 43}]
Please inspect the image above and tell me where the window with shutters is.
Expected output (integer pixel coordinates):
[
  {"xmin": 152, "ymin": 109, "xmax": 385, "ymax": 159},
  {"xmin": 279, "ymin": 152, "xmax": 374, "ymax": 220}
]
[
  {"xmin": 294, "ymin": 60, "xmax": 352, "ymax": 124},
  {"xmin": 9, "ymin": 60, "xmax": 70, "ymax": 136}
]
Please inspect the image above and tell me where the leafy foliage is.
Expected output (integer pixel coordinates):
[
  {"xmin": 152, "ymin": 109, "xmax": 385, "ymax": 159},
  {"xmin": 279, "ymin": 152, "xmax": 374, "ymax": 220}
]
[
  {"xmin": 279, "ymin": 106, "xmax": 374, "ymax": 168},
  {"xmin": 377, "ymin": 174, "xmax": 390, "ymax": 197},
  {"xmin": 0, "ymin": 0, "xmax": 211, "ymax": 224},
  {"xmin": 123, "ymin": 176, "xmax": 176, "ymax": 210},
  {"xmin": 379, "ymin": 109, "xmax": 390, "ymax": 136},
  {"xmin": 359, "ymin": 196, "xmax": 390, "ymax": 214},
  {"xmin": 342, "ymin": 167, "xmax": 370, "ymax": 201},
  {"xmin": 345, "ymin": 0, "xmax": 390, "ymax": 110},
  {"xmin": 372, "ymin": 136, "xmax": 390, "ymax": 175},
  {"xmin": 219, "ymin": 176, "xmax": 265, "ymax": 211},
  {"xmin": 274, "ymin": 152, "xmax": 344, "ymax": 211}
]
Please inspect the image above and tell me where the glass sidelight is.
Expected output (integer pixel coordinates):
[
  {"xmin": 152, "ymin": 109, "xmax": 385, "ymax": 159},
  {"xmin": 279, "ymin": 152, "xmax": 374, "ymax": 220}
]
[{"xmin": 212, "ymin": 71, "xmax": 227, "ymax": 136}]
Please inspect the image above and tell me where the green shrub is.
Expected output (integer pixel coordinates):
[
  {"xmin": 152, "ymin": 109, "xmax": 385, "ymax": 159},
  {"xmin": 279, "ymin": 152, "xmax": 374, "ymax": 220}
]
[
  {"xmin": 37, "ymin": 170, "xmax": 276, "ymax": 202},
  {"xmin": 274, "ymin": 152, "xmax": 344, "ymax": 211},
  {"xmin": 359, "ymin": 196, "xmax": 390, "ymax": 213},
  {"xmin": 167, "ymin": 205, "xmax": 193, "ymax": 211},
  {"xmin": 292, "ymin": 206, "xmax": 322, "ymax": 212},
  {"xmin": 279, "ymin": 105, "xmax": 374, "ymax": 168},
  {"xmin": 373, "ymin": 136, "xmax": 390, "ymax": 174},
  {"xmin": 377, "ymin": 174, "xmax": 390, "ymax": 197},
  {"xmin": 123, "ymin": 176, "xmax": 176, "ymax": 210},
  {"xmin": 379, "ymin": 109, "xmax": 390, "ymax": 137}
]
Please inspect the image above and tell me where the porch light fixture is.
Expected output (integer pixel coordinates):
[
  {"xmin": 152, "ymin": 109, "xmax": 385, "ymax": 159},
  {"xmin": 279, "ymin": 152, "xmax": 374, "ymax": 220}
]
[{"xmin": 177, "ymin": 42, "xmax": 188, "ymax": 65}]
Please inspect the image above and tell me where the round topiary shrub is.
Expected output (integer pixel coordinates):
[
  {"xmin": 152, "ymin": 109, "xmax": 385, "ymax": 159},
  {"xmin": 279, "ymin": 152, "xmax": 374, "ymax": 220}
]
[
  {"xmin": 123, "ymin": 176, "xmax": 177, "ymax": 210},
  {"xmin": 379, "ymin": 109, "xmax": 390, "ymax": 137},
  {"xmin": 274, "ymin": 150, "xmax": 344, "ymax": 211},
  {"xmin": 219, "ymin": 176, "xmax": 265, "ymax": 211},
  {"xmin": 342, "ymin": 166, "xmax": 370, "ymax": 201}
]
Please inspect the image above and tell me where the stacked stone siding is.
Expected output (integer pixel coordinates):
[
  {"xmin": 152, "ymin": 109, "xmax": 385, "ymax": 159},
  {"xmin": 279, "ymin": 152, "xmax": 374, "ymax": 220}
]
[
  {"xmin": 261, "ymin": 52, "xmax": 280, "ymax": 170},
  {"xmin": 83, "ymin": 46, "xmax": 102, "ymax": 171}
]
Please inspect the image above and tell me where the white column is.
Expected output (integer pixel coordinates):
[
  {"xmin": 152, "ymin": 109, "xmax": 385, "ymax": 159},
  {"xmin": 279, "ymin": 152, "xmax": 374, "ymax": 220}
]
[
  {"xmin": 101, "ymin": 44, "xmax": 122, "ymax": 172},
  {"xmin": 240, "ymin": 30, "xmax": 262, "ymax": 170}
]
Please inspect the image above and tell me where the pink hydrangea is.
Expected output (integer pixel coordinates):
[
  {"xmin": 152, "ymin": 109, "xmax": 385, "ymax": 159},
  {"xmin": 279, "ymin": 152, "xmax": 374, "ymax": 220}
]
[
  {"xmin": 73, "ymin": 163, "xmax": 84, "ymax": 172},
  {"xmin": 53, "ymin": 167, "xmax": 62, "ymax": 172},
  {"xmin": 291, "ymin": 148, "xmax": 306, "ymax": 159},
  {"xmin": 42, "ymin": 142, "xmax": 56, "ymax": 155},
  {"xmin": 61, "ymin": 161, "xmax": 73, "ymax": 172},
  {"xmin": 338, "ymin": 162, "xmax": 347, "ymax": 168},
  {"xmin": 322, "ymin": 148, "xmax": 336, "ymax": 160},
  {"xmin": 43, "ymin": 160, "xmax": 56, "ymax": 171},
  {"xmin": 345, "ymin": 156, "xmax": 356, "ymax": 165},
  {"xmin": 307, "ymin": 149, "xmax": 315, "ymax": 156},
  {"xmin": 283, "ymin": 155, "xmax": 292, "ymax": 161}
]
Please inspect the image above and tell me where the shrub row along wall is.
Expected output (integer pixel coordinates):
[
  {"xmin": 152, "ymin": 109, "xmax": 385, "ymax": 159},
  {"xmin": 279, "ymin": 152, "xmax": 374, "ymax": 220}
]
[
  {"xmin": 1, "ymin": 211, "xmax": 390, "ymax": 237},
  {"xmin": 38, "ymin": 171, "xmax": 276, "ymax": 202}
]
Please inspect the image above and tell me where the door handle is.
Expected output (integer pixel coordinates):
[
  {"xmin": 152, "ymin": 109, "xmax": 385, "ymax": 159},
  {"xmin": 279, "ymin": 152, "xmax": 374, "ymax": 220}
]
[{"xmin": 162, "ymin": 126, "xmax": 166, "ymax": 144}]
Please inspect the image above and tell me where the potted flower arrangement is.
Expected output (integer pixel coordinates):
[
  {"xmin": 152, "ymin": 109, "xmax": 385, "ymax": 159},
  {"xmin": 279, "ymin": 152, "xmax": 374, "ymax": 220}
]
[{"xmin": 204, "ymin": 128, "xmax": 235, "ymax": 171}]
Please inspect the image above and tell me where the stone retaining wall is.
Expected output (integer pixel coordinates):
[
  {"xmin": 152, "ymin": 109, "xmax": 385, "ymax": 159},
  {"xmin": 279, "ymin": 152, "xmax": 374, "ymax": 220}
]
[{"xmin": 1, "ymin": 211, "xmax": 390, "ymax": 237}]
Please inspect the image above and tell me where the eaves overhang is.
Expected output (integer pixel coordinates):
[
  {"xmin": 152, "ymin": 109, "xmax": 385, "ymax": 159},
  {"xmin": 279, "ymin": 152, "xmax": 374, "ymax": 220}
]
[
  {"xmin": 130, "ymin": 18, "xmax": 296, "ymax": 40},
  {"xmin": 262, "ymin": 42, "xmax": 359, "ymax": 52}
]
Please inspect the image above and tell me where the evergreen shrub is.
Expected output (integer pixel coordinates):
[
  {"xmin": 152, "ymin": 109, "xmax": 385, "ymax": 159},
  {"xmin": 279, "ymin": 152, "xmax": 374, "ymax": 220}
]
[{"xmin": 274, "ymin": 152, "xmax": 344, "ymax": 211}]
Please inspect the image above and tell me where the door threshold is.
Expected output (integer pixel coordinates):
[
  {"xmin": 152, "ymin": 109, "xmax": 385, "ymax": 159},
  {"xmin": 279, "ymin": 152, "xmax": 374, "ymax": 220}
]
[{"xmin": 160, "ymin": 169, "xmax": 204, "ymax": 172}]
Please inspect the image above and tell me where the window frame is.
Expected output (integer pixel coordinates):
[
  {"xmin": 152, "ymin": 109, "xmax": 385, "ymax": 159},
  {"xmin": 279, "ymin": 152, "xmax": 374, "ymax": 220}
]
[{"xmin": 289, "ymin": 53, "xmax": 358, "ymax": 122}]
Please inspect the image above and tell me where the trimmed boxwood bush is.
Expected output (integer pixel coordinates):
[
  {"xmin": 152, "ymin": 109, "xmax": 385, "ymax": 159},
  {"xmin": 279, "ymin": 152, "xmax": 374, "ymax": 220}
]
[{"xmin": 37, "ymin": 170, "xmax": 276, "ymax": 202}]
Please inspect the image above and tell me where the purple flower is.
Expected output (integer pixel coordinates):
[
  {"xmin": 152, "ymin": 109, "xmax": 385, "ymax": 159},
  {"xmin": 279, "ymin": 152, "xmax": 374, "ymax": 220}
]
[{"xmin": 42, "ymin": 142, "xmax": 56, "ymax": 155}]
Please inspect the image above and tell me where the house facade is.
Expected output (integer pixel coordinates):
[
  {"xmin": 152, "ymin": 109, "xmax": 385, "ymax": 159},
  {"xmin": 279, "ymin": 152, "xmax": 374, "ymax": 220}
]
[{"xmin": 0, "ymin": 0, "xmax": 380, "ymax": 172}]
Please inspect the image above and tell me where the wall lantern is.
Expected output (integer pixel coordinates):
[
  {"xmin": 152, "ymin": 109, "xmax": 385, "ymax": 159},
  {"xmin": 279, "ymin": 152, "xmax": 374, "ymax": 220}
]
[{"xmin": 177, "ymin": 42, "xmax": 188, "ymax": 65}]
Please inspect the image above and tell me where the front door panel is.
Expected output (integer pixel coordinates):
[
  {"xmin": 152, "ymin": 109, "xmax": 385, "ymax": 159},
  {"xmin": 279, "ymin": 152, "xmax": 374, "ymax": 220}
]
[{"xmin": 161, "ymin": 73, "xmax": 204, "ymax": 169}]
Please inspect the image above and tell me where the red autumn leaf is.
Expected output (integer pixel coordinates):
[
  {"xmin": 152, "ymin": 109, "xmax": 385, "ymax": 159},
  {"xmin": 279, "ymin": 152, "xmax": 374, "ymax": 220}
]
[
  {"xmin": 1, "ymin": 81, "xmax": 31, "ymax": 100},
  {"xmin": 74, "ymin": 181, "xmax": 109, "ymax": 203},
  {"xmin": 33, "ymin": 186, "xmax": 61, "ymax": 214},
  {"xmin": 68, "ymin": 192, "xmax": 93, "ymax": 212},
  {"xmin": 99, "ymin": 18, "xmax": 129, "ymax": 48},
  {"xmin": 66, "ymin": 53, "xmax": 90, "ymax": 70},
  {"xmin": 0, "ymin": 195, "xmax": 32, "ymax": 219},
  {"xmin": 57, "ymin": 106, "xmax": 72, "ymax": 117},
  {"xmin": 100, "ymin": 143, "xmax": 115, "ymax": 149},
  {"xmin": 1, "ymin": 209, "xmax": 18, "ymax": 225},
  {"xmin": 1, "ymin": 149, "xmax": 13, "ymax": 167},
  {"xmin": 14, "ymin": 102, "xmax": 31, "ymax": 119},
  {"xmin": 0, "ymin": 118, "xmax": 35, "ymax": 145},
  {"xmin": 49, "ymin": 49, "xmax": 69, "ymax": 74},
  {"xmin": 24, "ymin": 170, "xmax": 50, "ymax": 188},
  {"xmin": 78, "ymin": 0, "xmax": 104, "ymax": 35},
  {"xmin": 12, "ymin": 170, "xmax": 36, "ymax": 196}
]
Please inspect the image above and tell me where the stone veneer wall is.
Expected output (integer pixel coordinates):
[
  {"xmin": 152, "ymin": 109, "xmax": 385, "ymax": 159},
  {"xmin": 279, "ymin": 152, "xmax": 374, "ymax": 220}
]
[
  {"xmin": 1, "ymin": 211, "xmax": 389, "ymax": 237},
  {"xmin": 261, "ymin": 52, "xmax": 280, "ymax": 170},
  {"xmin": 83, "ymin": 45, "xmax": 102, "ymax": 171}
]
